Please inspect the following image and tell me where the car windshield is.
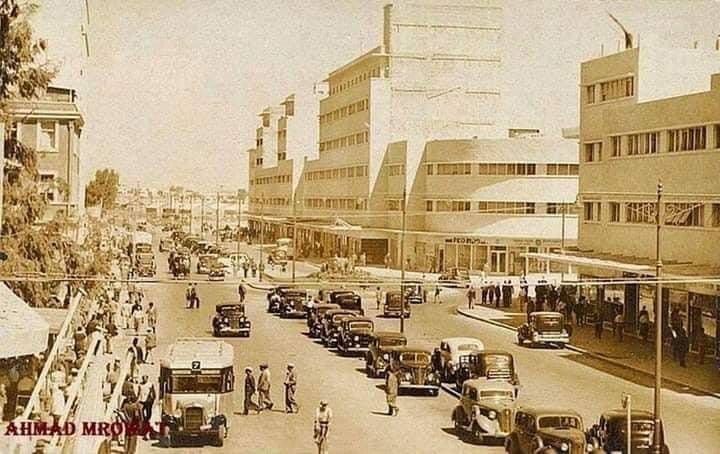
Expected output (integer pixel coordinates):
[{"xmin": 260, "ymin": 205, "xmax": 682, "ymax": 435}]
[
  {"xmin": 457, "ymin": 343, "xmax": 481, "ymax": 351},
  {"xmin": 380, "ymin": 337, "xmax": 406, "ymax": 347},
  {"xmin": 348, "ymin": 321, "xmax": 372, "ymax": 330},
  {"xmin": 483, "ymin": 354, "xmax": 512, "ymax": 368},
  {"xmin": 332, "ymin": 314, "xmax": 352, "ymax": 323},
  {"xmin": 479, "ymin": 390, "xmax": 514, "ymax": 399},
  {"xmin": 400, "ymin": 352, "xmax": 430, "ymax": 363},
  {"xmin": 388, "ymin": 294, "xmax": 402, "ymax": 304},
  {"xmin": 538, "ymin": 416, "xmax": 581, "ymax": 429},
  {"xmin": 171, "ymin": 375, "xmax": 223, "ymax": 393},
  {"xmin": 536, "ymin": 316, "xmax": 563, "ymax": 330}
]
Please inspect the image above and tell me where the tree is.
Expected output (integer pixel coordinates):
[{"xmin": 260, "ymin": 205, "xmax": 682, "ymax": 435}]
[{"xmin": 85, "ymin": 168, "xmax": 120, "ymax": 210}]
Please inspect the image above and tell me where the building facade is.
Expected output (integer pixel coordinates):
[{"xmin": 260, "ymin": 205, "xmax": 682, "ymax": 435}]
[
  {"xmin": 533, "ymin": 46, "xmax": 720, "ymax": 359},
  {"xmin": 7, "ymin": 87, "xmax": 85, "ymax": 222}
]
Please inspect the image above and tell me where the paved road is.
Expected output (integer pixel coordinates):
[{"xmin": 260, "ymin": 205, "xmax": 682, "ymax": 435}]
[{"xmin": 133, "ymin": 244, "xmax": 719, "ymax": 453}]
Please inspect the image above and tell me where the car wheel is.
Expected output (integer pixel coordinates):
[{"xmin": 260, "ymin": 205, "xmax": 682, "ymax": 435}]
[
  {"xmin": 214, "ymin": 425, "xmax": 225, "ymax": 447},
  {"xmin": 472, "ymin": 424, "xmax": 484, "ymax": 445},
  {"xmin": 517, "ymin": 334, "xmax": 524, "ymax": 345}
]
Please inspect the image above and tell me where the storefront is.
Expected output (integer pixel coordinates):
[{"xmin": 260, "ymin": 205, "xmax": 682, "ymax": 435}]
[{"xmin": 440, "ymin": 237, "xmax": 562, "ymax": 275}]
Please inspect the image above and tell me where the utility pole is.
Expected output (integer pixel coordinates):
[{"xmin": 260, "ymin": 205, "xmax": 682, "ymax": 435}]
[
  {"xmin": 200, "ymin": 196, "xmax": 205, "ymax": 239},
  {"xmin": 259, "ymin": 195, "xmax": 265, "ymax": 282},
  {"xmin": 237, "ymin": 189, "xmax": 242, "ymax": 277},
  {"xmin": 561, "ymin": 203, "xmax": 566, "ymax": 254},
  {"xmin": 652, "ymin": 180, "xmax": 664, "ymax": 454},
  {"xmin": 399, "ymin": 186, "xmax": 407, "ymax": 333},
  {"xmin": 292, "ymin": 193, "xmax": 297, "ymax": 283},
  {"xmin": 215, "ymin": 191, "xmax": 220, "ymax": 246}
]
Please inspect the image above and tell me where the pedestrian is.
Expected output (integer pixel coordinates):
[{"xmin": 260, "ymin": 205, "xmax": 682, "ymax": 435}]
[
  {"xmin": 614, "ymin": 310, "xmax": 624, "ymax": 341},
  {"xmin": 526, "ymin": 298, "xmax": 535, "ymax": 321},
  {"xmin": 481, "ymin": 284, "xmax": 488, "ymax": 304},
  {"xmin": 130, "ymin": 337, "xmax": 144, "ymax": 365},
  {"xmin": 576, "ymin": 295, "xmax": 587, "ymax": 326},
  {"xmin": 121, "ymin": 299, "xmax": 132, "ymax": 329},
  {"xmin": 121, "ymin": 395, "xmax": 143, "ymax": 454},
  {"xmin": 74, "ymin": 326, "xmax": 88, "ymax": 358},
  {"xmin": 677, "ymin": 327, "xmax": 689, "ymax": 367},
  {"xmin": 284, "ymin": 363, "xmax": 298, "ymax": 413},
  {"xmin": 467, "ymin": 286, "xmax": 475, "ymax": 310},
  {"xmin": 131, "ymin": 303, "xmax": 144, "ymax": 334},
  {"xmin": 257, "ymin": 363, "xmax": 274, "ymax": 411},
  {"xmin": 433, "ymin": 285, "xmax": 441, "ymax": 304},
  {"xmin": 594, "ymin": 314, "xmax": 604, "ymax": 339},
  {"xmin": 185, "ymin": 283, "xmax": 192, "ymax": 309},
  {"xmin": 487, "ymin": 283, "xmax": 494, "ymax": 305},
  {"xmin": 145, "ymin": 327, "xmax": 157, "ymax": 364},
  {"xmin": 146, "ymin": 302, "xmax": 157, "ymax": 328},
  {"xmin": 50, "ymin": 382, "xmax": 65, "ymax": 425},
  {"xmin": 375, "ymin": 287, "xmax": 382, "ymax": 310},
  {"xmin": 638, "ymin": 306, "xmax": 650, "ymax": 342},
  {"xmin": 557, "ymin": 299, "xmax": 567, "ymax": 320},
  {"xmin": 238, "ymin": 282, "xmax": 246, "ymax": 303},
  {"xmin": 137, "ymin": 375, "xmax": 155, "ymax": 436},
  {"xmin": 243, "ymin": 367, "xmax": 259, "ymax": 415},
  {"xmin": 107, "ymin": 360, "xmax": 120, "ymax": 394},
  {"xmin": 191, "ymin": 283, "xmax": 200, "ymax": 309},
  {"xmin": 105, "ymin": 316, "xmax": 118, "ymax": 354},
  {"xmin": 385, "ymin": 366, "xmax": 399, "ymax": 416},
  {"xmin": 494, "ymin": 283, "xmax": 502, "ymax": 308},
  {"xmin": 242, "ymin": 261, "xmax": 249, "ymax": 279},
  {"xmin": 314, "ymin": 400, "xmax": 332, "ymax": 454}
]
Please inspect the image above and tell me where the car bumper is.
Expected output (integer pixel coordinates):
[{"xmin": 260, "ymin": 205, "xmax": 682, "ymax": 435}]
[
  {"xmin": 383, "ymin": 310, "xmax": 410, "ymax": 317},
  {"xmin": 281, "ymin": 310, "xmax": 306, "ymax": 318},
  {"xmin": 399, "ymin": 383, "xmax": 440, "ymax": 390},
  {"xmin": 169, "ymin": 427, "xmax": 219, "ymax": 438},
  {"xmin": 534, "ymin": 334, "xmax": 570, "ymax": 344},
  {"xmin": 208, "ymin": 275, "xmax": 224, "ymax": 281},
  {"xmin": 339, "ymin": 344, "xmax": 370, "ymax": 352}
]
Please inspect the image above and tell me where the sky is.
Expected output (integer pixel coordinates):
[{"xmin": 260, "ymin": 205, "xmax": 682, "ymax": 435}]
[{"xmin": 31, "ymin": 0, "xmax": 720, "ymax": 192}]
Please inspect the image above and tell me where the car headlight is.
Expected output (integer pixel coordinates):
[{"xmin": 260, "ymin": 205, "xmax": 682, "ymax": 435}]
[
  {"xmin": 382, "ymin": 353, "xmax": 389, "ymax": 360},
  {"xmin": 487, "ymin": 410, "xmax": 497, "ymax": 420},
  {"xmin": 353, "ymin": 335, "xmax": 359, "ymax": 341},
  {"xmin": 559, "ymin": 442, "xmax": 569, "ymax": 451},
  {"xmin": 404, "ymin": 372, "xmax": 412, "ymax": 381}
]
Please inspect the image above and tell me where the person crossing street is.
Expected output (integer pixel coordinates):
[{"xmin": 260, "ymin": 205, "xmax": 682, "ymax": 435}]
[
  {"xmin": 385, "ymin": 366, "xmax": 399, "ymax": 416},
  {"xmin": 314, "ymin": 400, "xmax": 332, "ymax": 454},
  {"xmin": 257, "ymin": 363, "xmax": 274, "ymax": 411},
  {"xmin": 243, "ymin": 367, "xmax": 259, "ymax": 415},
  {"xmin": 284, "ymin": 363, "xmax": 298, "ymax": 413}
]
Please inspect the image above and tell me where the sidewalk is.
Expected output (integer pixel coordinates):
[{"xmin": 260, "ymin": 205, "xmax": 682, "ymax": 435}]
[{"xmin": 456, "ymin": 302, "xmax": 720, "ymax": 398}]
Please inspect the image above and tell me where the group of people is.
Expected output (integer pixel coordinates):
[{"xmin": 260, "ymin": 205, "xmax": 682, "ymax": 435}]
[
  {"xmin": 242, "ymin": 363, "xmax": 298, "ymax": 415},
  {"xmin": 184, "ymin": 283, "xmax": 201, "ymax": 308},
  {"xmin": 465, "ymin": 280, "xmax": 515, "ymax": 309}
]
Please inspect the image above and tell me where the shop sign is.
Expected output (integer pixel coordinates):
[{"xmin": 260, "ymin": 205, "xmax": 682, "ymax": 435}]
[
  {"xmin": 444, "ymin": 237, "xmax": 550, "ymax": 247},
  {"xmin": 445, "ymin": 237, "xmax": 490, "ymax": 245}
]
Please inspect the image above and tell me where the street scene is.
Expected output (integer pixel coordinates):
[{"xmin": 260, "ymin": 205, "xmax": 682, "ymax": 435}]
[{"xmin": 1, "ymin": 1, "xmax": 719, "ymax": 454}]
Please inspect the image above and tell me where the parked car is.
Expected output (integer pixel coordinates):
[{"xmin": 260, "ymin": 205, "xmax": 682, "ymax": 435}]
[
  {"xmin": 321, "ymin": 309, "xmax": 359, "ymax": 348},
  {"xmin": 451, "ymin": 379, "xmax": 518, "ymax": 444},
  {"xmin": 365, "ymin": 331, "xmax": 407, "ymax": 378},
  {"xmin": 404, "ymin": 280, "xmax": 427, "ymax": 304},
  {"xmin": 197, "ymin": 254, "xmax": 218, "ymax": 274},
  {"xmin": 517, "ymin": 312, "xmax": 570, "ymax": 348},
  {"xmin": 212, "ymin": 304, "xmax": 251, "ymax": 337},
  {"xmin": 383, "ymin": 291, "xmax": 411, "ymax": 318},
  {"xmin": 159, "ymin": 237, "xmax": 175, "ymax": 252},
  {"xmin": 268, "ymin": 248, "xmax": 288, "ymax": 266},
  {"xmin": 586, "ymin": 409, "xmax": 669, "ymax": 454},
  {"xmin": 333, "ymin": 292, "xmax": 364, "ymax": 315},
  {"xmin": 437, "ymin": 337, "xmax": 485, "ymax": 382},
  {"xmin": 307, "ymin": 303, "xmax": 340, "ymax": 338},
  {"xmin": 337, "ymin": 317, "xmax": 374, "ymax": 355},
  {"xmin": 438, "ymin": 267, "xmax": 471, "ymax": 288},
  {"xmin": 389, "ymin": 346, "xmax": 440, "ymax": 396},
  {"xmin": 455, "ymin": 350, "xmax": 519, "ymax": 392},
  {"xmin": 208, "ymin": 262, "xmax": 225, "ymax": 281},
  {"xmin": 280, "ymin": 289, "xmax": 308, "ymax": 318},
  {"xmin": 505, "ymin": 407, "xmax": 590, "ymax": 454}
]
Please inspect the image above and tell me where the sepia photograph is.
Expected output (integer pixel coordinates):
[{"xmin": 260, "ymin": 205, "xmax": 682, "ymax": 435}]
[{"xmin": 0, "ymin": 0, "xmax": 719, "ymax": 453}]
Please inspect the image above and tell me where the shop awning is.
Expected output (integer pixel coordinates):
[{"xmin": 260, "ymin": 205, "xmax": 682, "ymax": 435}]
[
  {"xmin": 521, "ymin": 252, "xmax": 654, "ymax": 273},
  {"xmin": 0, "ymin": 283, "xmax": 49, "ymax": 359},
  {"xmin": 467, "ymin": 178, "xmax": 578, "ymax": 203}
]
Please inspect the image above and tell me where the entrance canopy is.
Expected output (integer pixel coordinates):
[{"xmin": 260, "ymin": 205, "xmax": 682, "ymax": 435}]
[
  {"xmin": 522, "ymin": 252, "xmax": 655, "ymax": 274},
  {"xmin": 0, "ymin": 284, "xmax": 49, "ymax": 359}
]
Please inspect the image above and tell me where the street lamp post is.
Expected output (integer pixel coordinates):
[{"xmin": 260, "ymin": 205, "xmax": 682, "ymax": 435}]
[
  {"xmin": 188, "ymin": 194, "xmax": 193, "ymax": 234},
  {"xmin": 200, "ymin": 196, "xmax": 205, "ymax": 239},
  {"xmin": 237, "ymin": 189, "xmax": 242, "ymax": 277},
  {"xmin": 561, "ymin": 203, "xmax": 566, "ymax": 254},
  {"xmin": 215, "ymin": 191, "xmax": 220, "ymax": 246},
  {"xmin": 399, "ymin": 187, "xmax": 407, "ymax": 333},
  {"xmin": 652, "ymin": 181, "xmax": 664, "ymax": 454},
  {"xmin": 292, "ymin": 194, "xmax": 297, "ymax": 283},
  {"xmin": 259, "ymin": 195, "xmax": 265, "ymax": 282}
]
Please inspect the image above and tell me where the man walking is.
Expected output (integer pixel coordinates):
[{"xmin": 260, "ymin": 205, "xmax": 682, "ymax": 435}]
[
  {"xmin": 191, "ymin": 283, "xmax": 200, "ymax": 309},
  {"xmin": 284, "ymin": 363, "xmax": 298, "ymax": 413},
  {"xmin": 385, "ymin": 366, "xmax": 399, "ymax": 416},
  {"xmin": 185, "ymin": 283, "xmax": 192, "ymax": 309},
  {"xmin": 238, "ymin": 282, "xmax": 246, "ymax": 303},
  {"xmin": 375, "ymin": 287, "xmax": 382, "ymax": 310},
  {"xmin": 467, "ymin": 286, "xmax": 476, "ymax": 310},
  {"xmin": 433, "ymin": 285, "xmax": 441, "ymax": 304},
  {"xmin": 243, "ymin": 367, "xmax": 258, "ymax": 415},
  {"xmin": 314, "ymin": 400, "xmax": 332, "ymax": 454},
  {"xmin": 257, "ymin": 363, "xmax": 273, "ymax": 411},
  {"xmin": 638, "ymin": 306, "xmax": 650, "ymax": 342},
  {"xmin": 146, "ymin": 302, "xmax": 157, "ymax": 328}
]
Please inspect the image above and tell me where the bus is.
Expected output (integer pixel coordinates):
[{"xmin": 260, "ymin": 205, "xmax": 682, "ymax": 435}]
[{"xmin": 159, "ymin": 338, "xmax": 235, "ymax": 447}]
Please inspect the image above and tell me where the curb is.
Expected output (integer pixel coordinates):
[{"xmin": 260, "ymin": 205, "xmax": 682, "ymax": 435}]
[{"xmin": 456, "ymin": 307, "xmax": 720, "ymax": 399}]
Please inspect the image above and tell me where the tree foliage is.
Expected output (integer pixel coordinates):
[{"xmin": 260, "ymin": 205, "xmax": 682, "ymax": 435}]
[
  {"xmin": 0, "ymin": 1, "xmax": 109, "ymax": 305},
  {"xmin": 85, "ymin": 168, "xmax": 120, "ymax": 209}
]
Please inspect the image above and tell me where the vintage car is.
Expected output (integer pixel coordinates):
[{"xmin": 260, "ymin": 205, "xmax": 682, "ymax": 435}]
[
  {"xmin": 268, "ymin": 248, "xmax": 288, "ymax": 266},
  {"xmin": 438, "ymin": 267, "xmax": 471, "ymax": 288},
  {"xmin": 451, "ymin": 379, "xmax": 518, "ymax": 444},
  {"xmin": 437, "ymin": 337, "xmax": 485, "ymax": 382},
  {"xmin": 307, "ymin": 303, "xmax": 340, "ymax": 338},
  {"xmin": 267, "ymin": 286, "xmax": 292, "ymax": 313},
  {"xmin": 455, "ymin": 350, "xmax": 519, "ymax": 392},
  {"xmin": 337, "ymin": 316, "xmax": 374, "ymax": 355},
  {"xmin": 505, "ymin": 407, "xmax": 591, "ymax": 454},
  {"xmin": 280, "ymin": 289, "xmax": 309, "ymax": 318},
  {"xmin": 389, "ymin": 346, "xmax": 440, "ymax": 396},
  {"xmin": 197, "ymin": 254, "xmax": 218, "ymax": 274},
  {"xmin": 517, "ymin": 312, "xmax": 571, "ymax": 348},
  {"xmin": 320, "ymin": 309, "xmax": 359, "ymax": 348},
  {"xmin": 383, "ymin": 291, "xmax": 411, "ymax": 318},
  {"xmin": 208, "ymin": 262, "xmax": 225, "ymax": 281},
  {"xmin": 212, "ymin": 304, "xmax": 251, "ymax": 337},
  {"xmin": 365, "ymin": 331, "xmax": 407, "ymax": 378},
  {"xmin": 404, "ymin": 280, "xmax": 427, "ymax": 304},
  {"xmin": 586, "ymin": 409, "xmax": 669, "ymax": 454},
  {"xmin": 333, "ymin": 292, "xmax": 364, "ymax": 315},
  {"xmin": 159, "ymin": 237, "xmax": 175, "ymax": 252}
]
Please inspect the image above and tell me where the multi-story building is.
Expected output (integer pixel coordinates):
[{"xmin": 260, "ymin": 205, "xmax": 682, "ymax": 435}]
[
  {"xmin": 6, "ymin": 87, "xmax": 85, "ymax": 222},
  {"xmin": 247, "ymin": 0, "xmax": 580, "ymax": 270},
  {"xmin": 531, "ymin": 45, "xmax": 720, "ymax": 359}
]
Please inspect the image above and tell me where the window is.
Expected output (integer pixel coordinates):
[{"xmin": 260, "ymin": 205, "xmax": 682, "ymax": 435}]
[
  {"xmin": 715, "ymin": 125, "xmax": 720, "ymax": 149},
  {"xmin": 262, "ymin": 116, "xmax": 270, "ymax": 127},
  {"xmin": 37, "ymin": 121, "xmax": 57, "ymax": 151},
  {"xmin": 425, "ymin": 200, "xmax": 434, "ymax": 211},
  {"xmin": 627, "ymin": 132, "xmax": 658, "ymax": 155},
  {"xmin": 625, "ymin": 202, "xmax": 656, "ymax": 224},
  {"xmin": 668, "ymin": 126, "xmax": 706, "ymax": 152},
  {"xmin": 426, "ymin": 164, "xmax": 434, "ymax": 175},
  {"xmin": 586, "ymin": 85, "xmax": 595, "ymax": 104},
  {"xmin": 277, "ymin": 152, "xmax": 286, "ymax": 161},
  {"xmin": 583, "ymin": 202, "xmax": 601, "ymax": 222},
  {"xmin": 385, "ymin": 199, "xmax": 402, "ymax": 211},
  {"xmin": 583, "ymin": 142, "xmax": 602, "ymax": 162},
  {"xmin": 39, "ymin": 173, "xmax": 57, "ymax": 201},
  {"xmin": 664, "ymin": 203, "xmax": 704, "ymax": 227},
  {"xmin": 451, "ymin": 201, "xmax": 471, "ymax": 211},
  {"xmin": 547, "ymin": 203, "xmax": 558, "ymax": 214},
  {"xmin": 599, "ymin": 76, "xmax": 634, "ymax": 102},
  {"xmin": 611, "ymin": 136, "xmax": 621, "ymax": 157},
  {"xmin": 713, "ymin": 204, "xmax": 720, "ymax": 227},
  {"xmin": 609, "ymin": 202, "xmax": 621, "ymax": 222},
  {"xmin": 436, "ymin": 200, "xmax": 452, "ymax": 211},
  {"xmin": 437, "ymin": 163, "xmax": 471, "ymax": 175}
]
